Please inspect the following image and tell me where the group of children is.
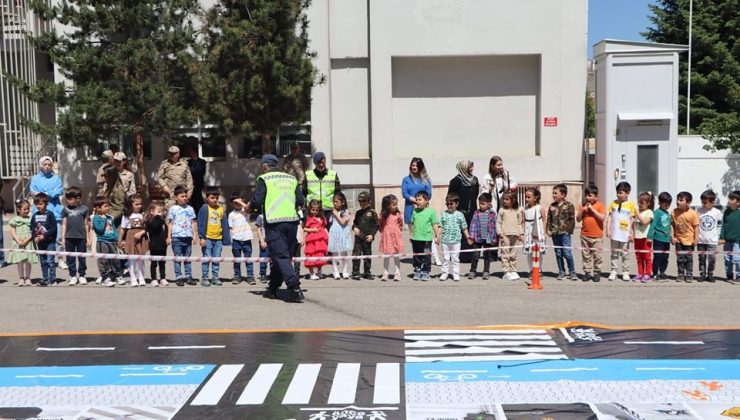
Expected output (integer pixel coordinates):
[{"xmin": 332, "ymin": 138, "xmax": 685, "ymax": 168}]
[
  {"xmin": 5, "ymin": 181, "xmax": 740, "ymax": 286},
  {"xmin": 547, "ymin": 182, "xmax": 740, "ymax": 283}
]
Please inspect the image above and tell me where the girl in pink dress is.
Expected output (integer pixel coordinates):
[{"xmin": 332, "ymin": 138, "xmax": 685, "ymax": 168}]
[
  {"xmin": 379, "ymin": 194, "xmax": 404, "ymax": 281},
  {"xmin": 303, "ymin": 200, "xmax": 329, "ymax": 280}
]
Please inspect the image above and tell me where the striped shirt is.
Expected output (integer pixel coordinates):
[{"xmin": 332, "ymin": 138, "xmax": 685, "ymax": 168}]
[{"xmin": 228, "ymin": 209, "xmax": 253, "ymax": 241}]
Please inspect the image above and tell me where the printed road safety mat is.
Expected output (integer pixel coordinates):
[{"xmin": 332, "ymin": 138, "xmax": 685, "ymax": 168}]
[{"xmin": 0, "ymin": 324, "xmax": 739, "ymax": 419}]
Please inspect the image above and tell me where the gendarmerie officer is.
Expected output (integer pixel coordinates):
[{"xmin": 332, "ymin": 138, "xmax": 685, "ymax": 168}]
[{"xmin": 239, "ymin": 154, "xmax": 305, "ymax": 303}]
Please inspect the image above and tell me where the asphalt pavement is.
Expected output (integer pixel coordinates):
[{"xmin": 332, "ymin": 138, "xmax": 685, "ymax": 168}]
[{"xmin": 0, "ymin": 226, "xmax": 738, "ymax": 333}]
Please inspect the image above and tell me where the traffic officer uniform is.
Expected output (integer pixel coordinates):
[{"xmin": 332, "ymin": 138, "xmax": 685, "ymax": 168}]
[
  {"xmin": 156, "ymin": 146, "xmax": 193, "ymax": 208},
  {"xmin": 249, "ymin": 154, "xmax": 306, "ymax": 302}
]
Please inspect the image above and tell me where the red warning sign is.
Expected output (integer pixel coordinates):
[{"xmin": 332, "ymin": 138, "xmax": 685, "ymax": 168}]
[{"xmin": 544, "ymin": 117, "xmax": 558, "ymax": 127}]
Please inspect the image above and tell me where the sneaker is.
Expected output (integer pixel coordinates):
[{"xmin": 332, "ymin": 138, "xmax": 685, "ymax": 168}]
[
  {"xmin": 685, "ymin": 276, "xmax": 693, "ymax": 283},
  {"xmin": 78, "ymin": 276, "xmax": 88, "ymax": 285},
  {"xmin": 481, "ymin": 272, "xmax": 490, "ymax": 280},
  {"xmin": 641, "ymin": 275, "xmax": 652, "ymax": 283},
  {"xmin": 698, "ymin": 273, "xmax": 706, "ymax": 282},
  {"xmin": 420, "ymin": 272, "xmax": 430, "ymax": 281},
  {"xmin": 58, "ymin": 260, "xmax": 68, "ymax": 270},
  {"xmin": 95, "ymin": 277, "xmax": 103, "ymax": 285},
  {"xmin": 381, "ymin": 273, "xmax": 389, "ymax": 281},
  {"xmin": 160, "ymin": 279, "xmax": 169, "ymax": 286},
  {"xmin": 351, "ymin": 272, "xmax": 362, "ymax": 280},
  {"xmin": 309, "ymin": 274, "xmax": 319, "ymax": 280},
  {"xmin": 707, "ymin": 275, "xmax": 716, "ymax": 283},
  {"xmin": 511, "ymin": 272, "xmax": 521, "ymax": 280},
  {"xmin": 608, "ymin": 271, "xmax": 617, "ymax": 281},
  {"xmin": 176, "ymin": 279, "xmax": 185, "ymax": 287},
  {"xmin": 633, "ymin": 274, "xmax": 644, "ymax": 282},
  {"xmin": 68, "ymin": 276, "xmax": 78, "ymax": 286},
  {"xmin": 557, "ymin": 272, "xmax": 566, "ymax": 280},
  {"xmin": 333, "ymin": 272, "xmax": 341, "ymax": 280},
  {"xmin": 342, "ymin": 272, "xmax": 351, "ymax": 279},
  {"xmin": 467, "ymin": 272, "xmax": 476, "ymax": 280},
  {"xmin": 187, "ymin": 278, "xmax": 198, "ymax": 286},
  {"xmin": 259, "ymin": 275, "xmax": 268, "ymax": 283},
  {"xmin": 363, "ymin": 273, "xmax": 373, "ymax": 280},
  {"xmin": 212, "ymin": 279, "xmax": 222, "ymax": 286},
  {"xmin": 150, "ymin": 279, "xmax": 159, "ymax": 287},
  {"xmin": 413, "ymin": 271, "xmax": 421, "ymax": 281},
  {"xmin": 246, "ymin": 277, "xmax": 257, "ymax": 285},
  {"xmin": 452, "ymin": 275, "xmax": 460, "ymax": 282},
  {"xmin": 568, "ymin": 272, "xmax": 577, "ymax": 281},
  {"xmin": 116, "ymin": 277, "xmax": 126, "ymax": 286},
  {"xmin": 583, "ymin": 273, "xmax": 593, "ymax": 282},
  {"xmin": 201, "ymin": 278, "xmax": 211, "ymax": 287},
  {"xmin": 622, "ymin": 272, "xmax": 631, "ymax": 282},
  {"xmin": 434, "ymin": 256, "xmax": 442, "ymax": 266},
  {"xmin": 232, "ymin": 277, "xmax": 242, "ymax": 285},
  {"xmin": 286, "ymin": 288, "xmax": 305, "ymax": 303},
  {"xmin": 440, "ymin": 274, "xmax": 448, "ymax": 281},
  {"xmin": 103, "ymin": 278, "xmax": 115, "ymax": 287},
  {"xmin": 502, "ymin": 272, "xmax": 512, "ymax": 281}
]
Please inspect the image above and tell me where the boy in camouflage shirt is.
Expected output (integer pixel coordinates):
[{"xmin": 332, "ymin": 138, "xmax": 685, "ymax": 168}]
[{"xmin": 352, "ymin": 192, "xmax": 379, "ymax": 279}]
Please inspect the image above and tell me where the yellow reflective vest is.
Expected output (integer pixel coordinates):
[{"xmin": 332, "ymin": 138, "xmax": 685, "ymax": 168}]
[
  {"xmin": 305, "ymin": 169, "xmax": 337, "ymax": 210},
  {"xmin": 258, "ymin": 171, "xmax": 299, "ymax": 223}
]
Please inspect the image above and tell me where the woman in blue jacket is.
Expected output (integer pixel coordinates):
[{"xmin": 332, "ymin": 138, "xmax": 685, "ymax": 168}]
[
  {"xmin": 30, "ymin": 156, "xmax": 66, "ymax": 269},
  {"xmin": 401, "ymin": 157, "xmax": 441, "ymax": 265}
]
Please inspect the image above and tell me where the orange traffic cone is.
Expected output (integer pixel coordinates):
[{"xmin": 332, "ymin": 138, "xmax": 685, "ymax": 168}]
[{"xmin": 529, "ymin": 243, "xmax": 543, "ymax": 290}]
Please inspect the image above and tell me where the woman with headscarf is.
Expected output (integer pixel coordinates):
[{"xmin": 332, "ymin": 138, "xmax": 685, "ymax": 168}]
[
  {"xmin": 401, "ymin": 157, "xmax": 442, "ymax": 265},
  {"xmin": 447, "ymin": 160, "xmax": 480, "ymax": 263},
  {"xmin": 30, "ymin": 156, "xmax": 65, "ymax": 269},
  {"xmin": 104, "ymin": 166, "xmax": 127, "ymax": 226},
  {"xmin": 480, "ymin": 155, "xmax": 518, "ymax": 212}
]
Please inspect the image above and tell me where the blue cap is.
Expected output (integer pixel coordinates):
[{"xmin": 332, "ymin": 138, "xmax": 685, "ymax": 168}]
[
  {"xmin": 261, "ymin": 154, "xmax": 279, "ymax": 165},
  {"xmin": 313, "ymin": 151, "xmax": 326, "ymax": 164}
]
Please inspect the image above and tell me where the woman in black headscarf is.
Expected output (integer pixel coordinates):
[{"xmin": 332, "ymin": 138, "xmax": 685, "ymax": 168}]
[{"xmin": 447, "ymin": 160, "xmax": 480, "ymax": 263}]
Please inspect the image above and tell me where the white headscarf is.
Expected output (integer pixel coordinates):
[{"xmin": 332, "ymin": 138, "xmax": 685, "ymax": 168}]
[{"xmin": 39, "ymin": 156, "xmax": 53, "ymax": 170}]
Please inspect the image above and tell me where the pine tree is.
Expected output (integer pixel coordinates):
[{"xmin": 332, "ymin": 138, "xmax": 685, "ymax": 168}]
[
  {"xmin": 644, "ymin": 0, "xmax": 740, "ymax": 151},
  {"xmin": 198, "ymin": 0, "xmax": 321, "ymax": 154},
  {"xmin": 11, "ymin": 0, "xmax": 202, "ymax": 197}
]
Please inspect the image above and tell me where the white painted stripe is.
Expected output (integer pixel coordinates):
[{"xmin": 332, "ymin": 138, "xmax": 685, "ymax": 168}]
[
  {"xmin": 420, "ymin": 370, "xmax": 487, "ymax": 373},
  {"xmin": 406, "ymin": 346, "xmax": 565, "ymax": 356},
  {"xmin": 15, "ymin": 374, "xmax": 83, "ymax": 378},
  {"xmin": 494, "ymin": 404, "xmax": 508, "ymax": 420},
  {"xmin": 406, "ymin": 354, "xmax": 567, "ymax": 362},
  {"xmin": 282, "ymin": 364, "xmax": 322, "ymax": 404},
  {"xmin": 120, "ymin": 373, "xmax": 186, "ymax": 377},
  {"xmin": 559, "ymin": 328, "xmax": 575, "ymax": 343},
  {"xmin": 530, "ymin": 368, "xmax": 598, "ymax": 372},
  {"xmin": 623, "ymin": 341, "xmax": 704, "ymax": 345},
  {"xmin": 635, "ymin": 367, "xmax": 706, "ymax": 371},
  {"xmin": 405, "ymin": 329, "xmax": 548, "ymax": 334},
  {"xmin": 191, "ymin": 364, "xmax": 244, "ymax": 406},
  {"xmin": 236, "ymin": 364, "xmax": 283, "ymax": 405},
  {"xmin": 301, "ymin": 406, "xmax": 399, "ymax": 411},
  {"xmin": 36, "ymin": 347, "xmax": 115, "ymax": 351},
  {"xmin": 405, "ymin": 335, "xmax": 553, "ymax": 341},
  {"xmin": 406, "ymin": 340, "xmax": 559, "ymax": 348},
  {"xmin": 373, "ymin": 363, "xmax": 400, "ymax": 404},
  {"xmin": 328, "ymin": 363, "xmax": 360, "ymax": 404},
  {"xmin": 148, "ymin": 345, "xmax": 226, "ymax": 350}
]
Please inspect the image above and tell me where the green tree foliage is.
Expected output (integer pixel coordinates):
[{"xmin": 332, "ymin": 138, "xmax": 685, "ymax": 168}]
[
  {"xmin": 644, "ymin": 0, "xmax": 740, "ymax": 151},
  {"xmin": 198, "ymin": 0, "xmax": 321, "ymax": 153},
  {"xmin": 15, "ymin": 0, "xmax": 201, "ymax": 146}
]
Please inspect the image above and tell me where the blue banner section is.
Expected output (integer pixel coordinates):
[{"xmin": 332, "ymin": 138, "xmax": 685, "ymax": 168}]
[
  {"xmin": 0, "ymin": 364, "xmax": 214, "ymax": 387},
  {"xmin": 405, "ymin": 359, "xmax": 740, "ymax": 383}
]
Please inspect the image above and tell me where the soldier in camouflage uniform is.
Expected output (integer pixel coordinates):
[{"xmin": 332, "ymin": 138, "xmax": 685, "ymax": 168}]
[
  {"xmin": 96, "ymin": 150, "xmax": 114, "ymax": 195},
  {"xmin": 113, "ymin": 152, "xmax": 138, "ymax": 196},
  {"xmin": 157, "ymin": 145, "xmax": 193, "ymax": 208}
]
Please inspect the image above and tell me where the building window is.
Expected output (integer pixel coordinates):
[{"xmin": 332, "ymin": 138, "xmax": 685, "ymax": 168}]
[
  {"xmin": 200, "ymin": 129, "xmax": 227, "ymax": 160},
  {"xmin": 76, "ymin": 138, "xmax": 117, "ymax": 161},
  {"xmin": 238, "ymin": 124, "xmax": 311, "ymax": 159},
  {"xmin": 121, "ymin": 133, "xmax": 152, "ymax": 161}
]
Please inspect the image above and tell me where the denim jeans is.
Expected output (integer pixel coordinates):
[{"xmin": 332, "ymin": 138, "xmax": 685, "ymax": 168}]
[
  {"xmin": 39, "ymin": 241, "xmax": 57, "ymax": 282},
  {"xmin": 64, "ymin": 238, "xmax": 87, "ymax": 277},
  {"xmin": 232, "ymin": 239, "xmax": 254, "ymax": 278},
  {"xmin": 201, "ymin": 238, "xmax": 223, "ymax": 280},
  {"xmin": 551, "ymin": 233, "xmax": 575, "ymax": 274},
  {"xmin": 172, "ymin": 237, "xmax": 193, "ymax": 279},
  {"xmin": 725, "ymin": 241, "xmax": 740, "ymax": 280}
]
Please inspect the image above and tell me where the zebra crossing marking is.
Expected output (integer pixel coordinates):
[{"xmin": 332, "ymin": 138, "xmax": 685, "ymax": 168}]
[
  {"xmin": 282, "ymin": 363, "xmax": 321, "ymax": 404},
  {"xmin": 327, "ymin": 363, "xmax": 361, "ymax": 404},
  {"xmin": 404, "ymin": 329, "xmax": 568, "ymax": 362},
  {"xmin": 235, "ymin": 363, "xmax": 282, "ymax": 405},
  {"xmin": 191, "ymin": 362, "xmax": 401, "ymax": 407},
  {"xmin": 190, "ymin": 364, "xmax": 244, "ymax": 406}
]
